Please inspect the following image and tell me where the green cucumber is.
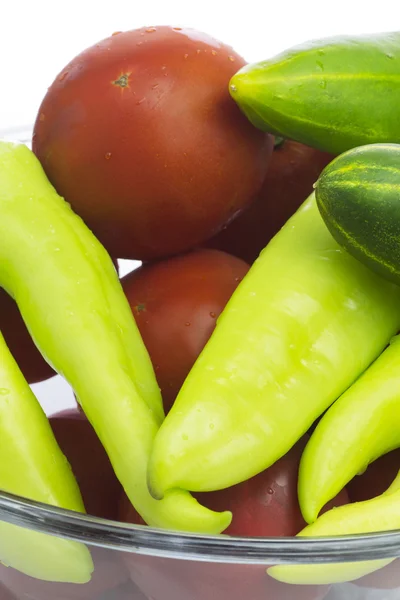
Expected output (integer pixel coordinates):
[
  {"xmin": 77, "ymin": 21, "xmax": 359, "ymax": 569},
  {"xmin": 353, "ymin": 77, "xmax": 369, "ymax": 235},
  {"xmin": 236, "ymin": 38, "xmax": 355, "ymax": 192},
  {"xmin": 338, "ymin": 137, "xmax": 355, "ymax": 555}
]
[
  {"xmin": 229, "ymin": 32, "xmax": 400, "ymax": 154},
  {"xmin": 315, "ymin": 143, "xmax": 400, "ymax": 285}
]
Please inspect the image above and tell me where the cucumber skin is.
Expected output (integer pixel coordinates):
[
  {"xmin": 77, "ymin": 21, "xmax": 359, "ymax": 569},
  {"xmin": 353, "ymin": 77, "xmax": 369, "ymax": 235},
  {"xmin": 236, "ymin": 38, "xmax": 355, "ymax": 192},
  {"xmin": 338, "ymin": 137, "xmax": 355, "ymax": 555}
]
[
  {"xmin": 315, "ymin": 143, "xmax": 400, "ymax": 285},
  {"xmin": 230, "ymin": 32, "xmax": 400, "ymax": 154}
]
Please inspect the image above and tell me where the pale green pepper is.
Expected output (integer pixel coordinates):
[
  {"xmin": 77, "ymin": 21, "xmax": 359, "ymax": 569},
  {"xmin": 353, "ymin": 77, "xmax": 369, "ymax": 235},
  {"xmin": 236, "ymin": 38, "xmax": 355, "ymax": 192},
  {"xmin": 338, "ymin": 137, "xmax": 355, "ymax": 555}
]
[
  {"xmin": 299, "ymin": 333, "xmax": 400, "ymax": 524},
  {"xmin": 0, "ymin": 141, "xmax": 230, "ymax": 567},
  {"xmin": 0, "ymin": 331, "xmax": 92, "ymax": 582},
  {"xmin": 268, "ymin": 471, "xmax": 400, "ymax": 585},
  {"xmin": 147, "ymin": 193, "xmax": 400, "ymax": 499}
]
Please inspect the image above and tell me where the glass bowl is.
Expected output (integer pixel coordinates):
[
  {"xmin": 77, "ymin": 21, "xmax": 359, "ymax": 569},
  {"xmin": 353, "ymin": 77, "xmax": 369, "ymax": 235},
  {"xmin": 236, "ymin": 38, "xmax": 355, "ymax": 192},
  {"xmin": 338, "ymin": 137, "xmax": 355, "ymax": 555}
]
[{"xmin": 0, "ymin": 126, "xmax": 399, "ymax": 600}]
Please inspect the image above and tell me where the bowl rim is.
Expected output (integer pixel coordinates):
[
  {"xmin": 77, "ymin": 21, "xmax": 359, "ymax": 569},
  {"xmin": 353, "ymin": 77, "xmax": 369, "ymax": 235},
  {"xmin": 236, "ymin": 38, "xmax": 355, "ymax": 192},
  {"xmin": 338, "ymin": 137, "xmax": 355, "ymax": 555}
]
[
  {"xmin": 2, "ymin": 489, "xmax": 400, "ymax": 564},
  {"xmin": 2, "ymin": 125, "xmax": 400, "ymax": 566}
]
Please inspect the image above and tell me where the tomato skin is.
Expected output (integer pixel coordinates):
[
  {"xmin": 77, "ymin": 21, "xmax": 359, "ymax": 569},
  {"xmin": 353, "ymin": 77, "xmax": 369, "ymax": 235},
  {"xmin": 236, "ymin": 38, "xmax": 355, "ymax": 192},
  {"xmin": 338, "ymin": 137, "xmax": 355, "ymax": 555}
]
[
  {"xmin": 122, "ymin": 249, "xmax": 249, "ymax": 413},
  {"xmin": 195, "ymin": 436, "xmax": 349, "ymax": 537},
  {"xmin": 207, "ymin": 140, "xmax": 334, "ymax": 263},
  {"xmin": 49, "ymin": 409, "xmax": 122, "ymax": 520},
  {"xmin": 33, "ymin": 26, "xmax": 273, "ymax": 261}
]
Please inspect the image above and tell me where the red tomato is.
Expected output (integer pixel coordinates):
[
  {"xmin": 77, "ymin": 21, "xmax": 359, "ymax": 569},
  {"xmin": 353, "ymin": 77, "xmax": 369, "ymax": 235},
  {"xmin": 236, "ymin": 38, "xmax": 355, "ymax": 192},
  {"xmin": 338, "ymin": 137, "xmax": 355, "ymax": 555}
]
[
  {"xmin": 122, "ymin": 249, "xmax": 249, "ymax": 413},
  {"xmin": 49, "ymin": 409, "xmax": 122, "ymax": 520},
  {"xmin": 122, "ymin": 555, "xmax": 330, "ymax": 600},
  {"xmin": 347, "ymin": 449, "xmax": 400, "ymax": 503},
  {"xmin": 206, "ymin": 139, "xmax": 334, "ymax": 263},
  {"xmin": 195, "ymin": 436, "xmax": 349, "ymax": 537},
  {"xmin": 32, "ymin": 26, "xmax": 273, "ymax": 261},
  {"xmin": 0, "ymin": 549, "xmax": 129, "ymax": 600}
]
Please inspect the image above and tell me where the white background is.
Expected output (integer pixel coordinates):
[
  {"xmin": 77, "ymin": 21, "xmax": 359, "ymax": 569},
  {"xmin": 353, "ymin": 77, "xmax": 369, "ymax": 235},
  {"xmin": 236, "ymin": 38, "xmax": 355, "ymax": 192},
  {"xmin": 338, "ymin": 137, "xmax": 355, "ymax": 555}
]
[{"xmin": 0, "ymin": 0, "xmax": 397, "ymax": 414}]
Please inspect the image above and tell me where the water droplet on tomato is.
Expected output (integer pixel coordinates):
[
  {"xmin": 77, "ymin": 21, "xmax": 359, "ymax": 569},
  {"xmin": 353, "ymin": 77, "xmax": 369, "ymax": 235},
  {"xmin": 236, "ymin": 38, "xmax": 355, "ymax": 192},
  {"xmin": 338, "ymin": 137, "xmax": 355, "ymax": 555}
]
[
  {"xmin": 136, "ymin": 98, "xmax": 146, "ymax": 105},
  {"xmin": 105, "ymin": 152, "xmax": 112, "ymax": 160},
  {"xmin": 267, "ymin": 488, "xmax": 274, "ymax": 495},
  {"xmin": 185, "ymin": 322, "xmax": 191, "ymax": 327},
  {"xmin": 184, "ymin": 54, "xmax": 189, "ymax": 59},
  {"xmin": 112, "ymin": 31, "xmax": 122, "ymax": 36},
  {"xmin": 146, "ymin": 27, "xmax": 157, "ymax": 33},
  {"xmin": 209, "ymin": 312, "xmax": 216, "ymax": 318},
  {"xmin": 137, "ymin": 41, "xmax": 143, "ymax": 46},
  {"xmin": 211, "ymin": 50, "xmax": 217, "ymax": 56},
  {"xmin": 228, "ymin": 56, "xmax": 235, "ymax": 62},
  {"xmin": 58, "ymin": 71, "xmax": 69, "ymax": 82},
  {"xmin": 173, "ymin": 27, "xmax": 182, "ymax": 31}
]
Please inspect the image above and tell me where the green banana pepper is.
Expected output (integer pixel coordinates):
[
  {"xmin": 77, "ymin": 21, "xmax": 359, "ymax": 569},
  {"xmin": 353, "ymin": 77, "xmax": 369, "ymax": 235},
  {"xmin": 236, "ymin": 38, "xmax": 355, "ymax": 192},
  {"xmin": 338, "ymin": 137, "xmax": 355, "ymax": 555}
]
[
  {"xmin": 299, "ymin": 333, "xmax": 400, "ymax": 524},
  {"xmin": 268, "ymin": 471, "xmax": 400, "ymax": 585},
  {"xmin": 0, "ymin": 141, "xmax": 230, "ymax": 564},
  {"xmin": 147, "ymin": 193, "xmax": 400, "ymax": 499},
  {"xmin": 0, "ymin": 331, "xmax": 93, "ymax": 583}
]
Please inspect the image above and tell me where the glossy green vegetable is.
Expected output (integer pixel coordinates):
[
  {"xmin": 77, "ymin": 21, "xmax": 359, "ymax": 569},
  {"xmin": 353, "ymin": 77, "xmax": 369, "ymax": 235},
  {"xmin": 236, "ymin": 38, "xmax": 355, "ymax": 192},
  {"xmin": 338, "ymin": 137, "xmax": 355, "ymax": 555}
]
[
  {"xmin": 268, "ymin": 471, "xmax": 400, "ymax": 585},
  {"xmin": 299, "ymin": 333, "xmax": 400, "ymax": 524},
  {"xmin": 0, "ymin": 331, "xmax": 92, "ymax": 582},
  {"xmin": 315, "ymin": 143, "xmax": 400, "ymax": 285},
  {"xmin": 147, "ymin": 193, "xmax": 400, "ymax": 499},
  {"xmin": 229, "ymin": 32, "xmax": 400, "ymax": 154},
  {"xmin": 0, "ymin": 142, "xmax": 230, "ymax": 555}
]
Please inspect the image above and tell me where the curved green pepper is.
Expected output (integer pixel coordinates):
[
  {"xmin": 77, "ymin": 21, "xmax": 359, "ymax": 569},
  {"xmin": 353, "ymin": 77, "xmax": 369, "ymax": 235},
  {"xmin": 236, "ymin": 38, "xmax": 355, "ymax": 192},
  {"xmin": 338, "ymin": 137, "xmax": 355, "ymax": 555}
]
[
  {"xmin": 268, "ymin": 471, "xmax": 400, "ymax": 585},
  {"xmin": 0, "ymin": 142, "xmax": 230, "ymax": 543},
  {"xmin": 299, "ymin": 333, "xmax": 400, "ymax": 524},
  {"xmin": 147, "ymin": 193, "xmax": 400, "ymax": 499},
  {"xmin": 0, "ymin": 331, "xmax": 93, "ymax": 582}
]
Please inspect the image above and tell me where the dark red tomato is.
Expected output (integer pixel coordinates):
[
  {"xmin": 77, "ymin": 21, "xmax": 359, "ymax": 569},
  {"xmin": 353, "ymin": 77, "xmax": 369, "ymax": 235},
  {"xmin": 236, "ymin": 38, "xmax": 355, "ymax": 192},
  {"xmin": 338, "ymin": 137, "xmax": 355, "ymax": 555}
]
[
  {"xmin": 32, "ymin": 26, "xmax": 273, "ymax": 261},
  {"xmin": 121, "ymin": 249, "xmax": 249, "ymax": 413},
  {"xmin": 206, "ymin": 139, "xmax": 334, "ymax": 264},
  {"xmin": 0, "ymin": 548, "xmax": 129, "ymax": 600},
  {"xmin": 120, "ymin": 435, "xmax": 348, "ymax": 537},
  {"xmin": 347, "ymin": 449, "xmax": 400, "ymax": 503},
  {"xmin": 195, "ymin": 436, "xmax": 349, "ymax": 537},
  {"xmin": 49, "ymin": 409, "xmax": 122, "ymax": 520},
  {"xmin": 0, "ymin": 289, "xmax": 55, "ymax": 384},
  {"xmin": 121, "ymin": 554, "xmax": 330, "ymax": 600}
]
